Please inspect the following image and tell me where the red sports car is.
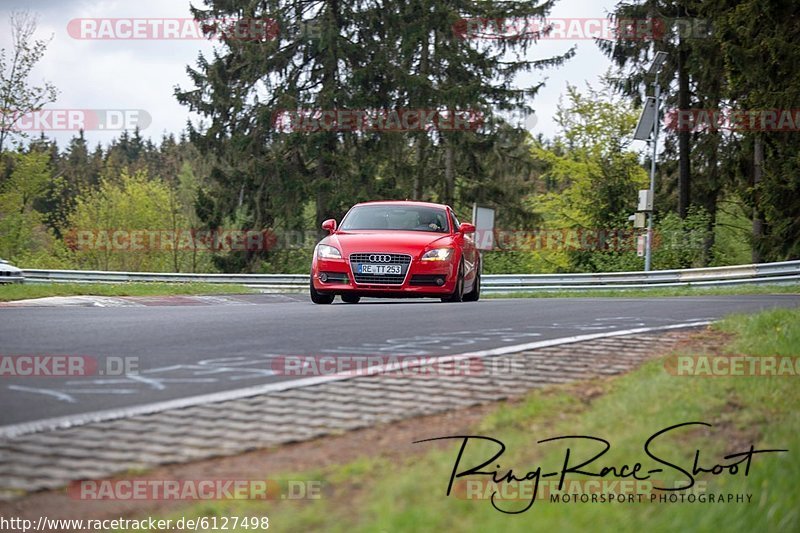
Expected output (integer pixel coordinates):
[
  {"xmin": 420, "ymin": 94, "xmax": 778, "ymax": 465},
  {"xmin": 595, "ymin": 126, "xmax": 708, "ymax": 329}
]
[{"xmin": 310, "ymin": 201, "xmax": 481, "ymax": 304}]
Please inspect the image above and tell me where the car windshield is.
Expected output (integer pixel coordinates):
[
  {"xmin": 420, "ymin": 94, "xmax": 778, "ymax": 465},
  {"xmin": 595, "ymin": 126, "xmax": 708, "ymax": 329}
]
[{"xmin": 340, "ymin": 205, "xmax": 449, "ymax": 233}]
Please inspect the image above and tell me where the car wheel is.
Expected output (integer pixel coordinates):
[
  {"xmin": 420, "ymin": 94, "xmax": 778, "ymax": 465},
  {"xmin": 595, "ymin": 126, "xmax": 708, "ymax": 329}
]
[
  {"xmin": 341, "ymin": 294, "xmax": 361, "ymax": 304},
  {"xmin": 310, "ymin": 278, "xmax": 334, "ymax": 304},
  {"xmin": 441, "ymin": 261, "xmax": 465, "ymax": 303},
  {"xmin": 463, "ymin": 261, "xmax": 480, "ymax": 302}
]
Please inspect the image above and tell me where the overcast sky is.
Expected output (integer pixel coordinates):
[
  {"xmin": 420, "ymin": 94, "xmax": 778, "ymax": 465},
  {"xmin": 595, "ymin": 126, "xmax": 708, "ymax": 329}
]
[{"xmin": 1, "ymin": 0, "xmax": 620, "ymax": 150}]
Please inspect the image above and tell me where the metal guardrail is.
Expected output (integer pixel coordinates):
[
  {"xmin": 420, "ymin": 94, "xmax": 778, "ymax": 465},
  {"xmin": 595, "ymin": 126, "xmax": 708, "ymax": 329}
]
[
  {"xmin": 19, "ymin": 259, "xmax": 800, "ymax": 293},
  {"xmin": 479, "ymin": 260, "xmax": 800, "ymax": 292},
  {"xmin": 21, "ymin": 269, "xmax": 309, "ymax": 292}
]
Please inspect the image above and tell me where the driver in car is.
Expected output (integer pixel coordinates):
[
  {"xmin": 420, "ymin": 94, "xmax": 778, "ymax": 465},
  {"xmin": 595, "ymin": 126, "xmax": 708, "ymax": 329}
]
[{"xmin": 416, "ymin": 211, "xmax": 443, "ymax": 231}]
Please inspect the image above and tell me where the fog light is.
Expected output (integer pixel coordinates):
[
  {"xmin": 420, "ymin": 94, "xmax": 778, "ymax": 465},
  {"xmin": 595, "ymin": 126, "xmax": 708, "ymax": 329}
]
[
  {"xmin": 436, "ymin": 276, "xmax": 445, "ymax": 286},
  {"xmin": 319, "ymin": 272, "xmax": 328, "ymax": 282}
]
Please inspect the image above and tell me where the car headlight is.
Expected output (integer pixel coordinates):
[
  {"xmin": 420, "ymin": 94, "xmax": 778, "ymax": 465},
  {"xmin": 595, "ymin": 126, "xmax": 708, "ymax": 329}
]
[
  {"xmin": 421, "ymin": 247, "xmax": 453, "ymax": 261},
  {"xmin": 317, "ymin": 244, "xmax": 342, "ymax": 259}
]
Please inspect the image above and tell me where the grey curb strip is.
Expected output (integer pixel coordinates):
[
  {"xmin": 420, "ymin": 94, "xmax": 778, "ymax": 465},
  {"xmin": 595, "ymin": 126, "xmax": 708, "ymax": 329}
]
[{"xmin": 0, "ymin": 320, "xmax": 711, "ymax": 439}]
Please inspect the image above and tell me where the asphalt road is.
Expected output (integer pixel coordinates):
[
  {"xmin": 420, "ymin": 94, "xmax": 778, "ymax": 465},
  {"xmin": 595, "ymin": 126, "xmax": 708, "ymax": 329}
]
[{"xmin": 1, "ymin": 294, "xmax": 798, "ymax": 426}]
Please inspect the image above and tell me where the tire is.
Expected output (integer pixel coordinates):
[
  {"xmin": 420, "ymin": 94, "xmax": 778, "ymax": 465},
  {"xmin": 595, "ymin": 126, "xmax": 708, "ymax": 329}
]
[
  {"xmin": 441, "ymin": 261, "xmax": 465, "ymax": 302},
  {"xmin": 341, "ymin": 294, "xmax": 361, "ymax": 304},
  {"xmin": 310, "ymin": 278, "xmax": 334, "ymax": 304},
  {"xmin": 463, "ymin": 261, "xmax": 480, "ymax": 302}
]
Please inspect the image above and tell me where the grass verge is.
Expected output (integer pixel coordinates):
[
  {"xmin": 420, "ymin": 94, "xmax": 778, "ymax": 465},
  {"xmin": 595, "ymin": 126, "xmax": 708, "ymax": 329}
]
[
  {"xmin": 5, "ymin": 282, "xmax": 795, "ymax": 303},
  {"xmin": 117, "ymin": 307, "xmax": 800, "ymax": 532},
  {"xmin": 0, "ymin": 282, "xmax": 255, "ymax": 302}
]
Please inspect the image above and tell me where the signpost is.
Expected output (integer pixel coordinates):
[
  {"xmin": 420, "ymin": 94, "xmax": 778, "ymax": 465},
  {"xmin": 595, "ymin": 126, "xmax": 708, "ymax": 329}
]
[{"xmin": 632, "ymin": 51, "xmax": 668, "ymax": 271}]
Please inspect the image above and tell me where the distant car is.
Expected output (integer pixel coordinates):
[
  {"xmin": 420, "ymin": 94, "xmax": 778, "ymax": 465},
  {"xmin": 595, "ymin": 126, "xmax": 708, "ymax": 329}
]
[
  {"xmin": 0, "ymin": 258, "xmax": 23, "ymax": 284},
  {"xmin": 310, "ymin": 200, "xmax": 480, "ymax": 304}
]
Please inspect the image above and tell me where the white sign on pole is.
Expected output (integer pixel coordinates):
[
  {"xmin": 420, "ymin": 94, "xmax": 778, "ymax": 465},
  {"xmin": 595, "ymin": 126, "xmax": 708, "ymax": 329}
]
[
  {"xmin": 472, "ymin": 204, "xmax": 495, "ymax": 251},
  {"xmin": 638, "ymin": 189, "xmax": 653, "ymax": 212}
]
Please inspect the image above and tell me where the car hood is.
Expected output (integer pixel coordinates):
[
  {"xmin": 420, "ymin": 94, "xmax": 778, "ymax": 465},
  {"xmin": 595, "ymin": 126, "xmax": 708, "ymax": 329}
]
[{"xmin": 322, "ymin": 231, "xmax": 454, "ymax": 258}]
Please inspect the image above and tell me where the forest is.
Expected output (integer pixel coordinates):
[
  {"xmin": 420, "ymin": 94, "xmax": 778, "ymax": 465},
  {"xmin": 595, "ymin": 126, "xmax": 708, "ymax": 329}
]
[{"xmin": 1, "ymin": 0, "xmax": 797, "ymax": 274}]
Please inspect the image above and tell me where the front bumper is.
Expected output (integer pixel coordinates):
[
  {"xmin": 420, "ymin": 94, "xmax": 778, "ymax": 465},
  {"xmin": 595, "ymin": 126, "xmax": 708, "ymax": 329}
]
[{"xmin": 312, "ymin": 254, "xmax": 458, "ymax": 297}]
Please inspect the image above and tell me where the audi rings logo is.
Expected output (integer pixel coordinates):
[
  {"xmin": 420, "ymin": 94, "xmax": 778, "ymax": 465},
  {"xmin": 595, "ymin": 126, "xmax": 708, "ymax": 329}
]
[{"xmin": 368, "ymin": 254, "xmax": 393, "ymax": 262}]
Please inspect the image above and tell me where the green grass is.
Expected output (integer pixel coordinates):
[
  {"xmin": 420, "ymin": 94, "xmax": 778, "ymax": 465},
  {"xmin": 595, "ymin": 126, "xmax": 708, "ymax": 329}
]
[
  {"xmin": 486, "ymin": 283, "xmax": 800, "ymax": 299},
  {"xmin": 0, "ymin": 282, "xmax": 255, "ymax": 301},
  {"xmin": 115, "ymin": 307, "xmax": 800, "ymax": 532},
  {"xmin": 716, "ymin": 308, "xmax": 800, "ymax": 355},
  {"xmin": 5, "ymin": 281, "xmax": 795, "ymax": 303}
]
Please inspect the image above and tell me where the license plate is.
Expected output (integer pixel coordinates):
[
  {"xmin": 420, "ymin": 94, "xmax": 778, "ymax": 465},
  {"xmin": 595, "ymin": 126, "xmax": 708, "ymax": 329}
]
[{"xmin": 357, "ymin": 263, "xmax": 402, "ymax": 275}]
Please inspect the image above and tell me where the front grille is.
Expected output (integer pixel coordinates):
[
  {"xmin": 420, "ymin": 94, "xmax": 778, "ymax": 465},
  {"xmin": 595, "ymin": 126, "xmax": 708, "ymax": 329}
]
[{"xmin": 350, "ymin": 253, "xmax": 411, "ymax": 285}]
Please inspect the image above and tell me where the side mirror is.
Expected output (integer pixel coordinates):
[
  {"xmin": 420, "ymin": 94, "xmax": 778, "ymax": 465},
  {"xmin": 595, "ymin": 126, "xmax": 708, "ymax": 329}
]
[
  {"xmin": 459, "ymin": 222, "xmax": 475, "ymax": 234},
  {"xmin": 321, "ymin": 219, "xmax": 337, "ymax": 233}
]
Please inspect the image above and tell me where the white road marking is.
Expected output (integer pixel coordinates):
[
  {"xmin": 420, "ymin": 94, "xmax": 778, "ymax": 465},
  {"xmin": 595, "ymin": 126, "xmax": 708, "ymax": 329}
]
[{"xmin": 8, "ymin": 386, "xmax": 78, "ymax": 403}]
